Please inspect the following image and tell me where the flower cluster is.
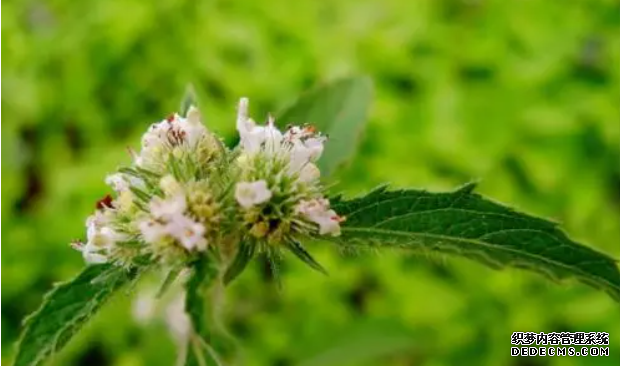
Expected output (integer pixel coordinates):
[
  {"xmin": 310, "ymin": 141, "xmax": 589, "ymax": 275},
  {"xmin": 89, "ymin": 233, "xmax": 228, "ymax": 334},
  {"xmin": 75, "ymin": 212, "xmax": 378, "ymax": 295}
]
[{"xmin": 73, "ymin": 98, "xmax": 343, "ymax": 270}]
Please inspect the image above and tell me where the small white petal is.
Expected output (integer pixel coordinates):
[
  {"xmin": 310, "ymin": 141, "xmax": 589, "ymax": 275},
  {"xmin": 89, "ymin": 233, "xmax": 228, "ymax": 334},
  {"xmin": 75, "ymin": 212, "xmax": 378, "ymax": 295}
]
[
  {"xmin": 303, "ymin": 137, "xmax": 325, "ymax": 161},
  {"xmin": 150, "ymin": 193, "xmax": 187, "ymax": 219},
  {"xmin": 263, "ymin": 115, "xmax": 283, "ymax": 151},
  {"xmin": 178, "ymin": 116, "xmax": 206, "ymax": 147},
  {"xmin": 83, "ymin": 212, "xmax": 125, "ymax": 255},
  {"xmin": 316, "ymin": 209, "xmax": 341, "ymax": 236},
  {"xmin": 288, "ymin": 136, "xmax": 326, "ymax": 173},
  {"xmin": 139, "ymin": 220, "xmax": 168, "ymax": 243},
  {"xmin": 99, "ymin": 227, "xmax": 128, "ymax": 245},
  {"xmin": 237, "ymin": 98, "xmax": 285, "ymax": 154},
  {"xmin": 83, "ymin": 249, "xmax": 108, "ymax": 264},
  {"xmin": 298, "ymin": 163, "xmax": 321, "ymax": 183},
  {"xmin": 235, "ymin": 180, "xmax": 273, "ymax": 208},
  {"xmin": 105, "ymin": 173, "xmax": 129, "ymax": 192},
  {"xmin": 185, "ymin": 105, "xmax": 202, "ymax": 126},
  {"xmin": 240, "ymin": 122, "xmax": 266, "ymax": 154},
  {"xmin": 166, "ymin": 215, "xmax": 207, "ymax": 251}
]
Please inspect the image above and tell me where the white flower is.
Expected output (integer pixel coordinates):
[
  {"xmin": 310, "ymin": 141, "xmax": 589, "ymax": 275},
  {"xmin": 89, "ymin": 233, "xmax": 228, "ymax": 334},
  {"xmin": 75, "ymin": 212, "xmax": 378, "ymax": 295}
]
[
  {"xmin": 106, "ymin": 173, "xmax": 146, "ymax": 194},
  {"xmin": 236, "ymin": 98, "xmax": 326, "ymax": 176},
  {"xmin": 177, "ymin": 106, "xmax": 207, "ymax": 147},
  {"xmin": 142, "ymin": 120, "xmax": 170, "ymax": 149},
  {"xmin": 86, "ymin": 213, "xmax": 127, "ymax": 247},
  {"xmin": 236, "ymin": 98, "xmax": 284, "ymax": 155},
  {"xmin": 149, "ymin": 193, "xmax": 187, "ymax": 219},
  {"xmin": 105, "ymin": 173, "xmax": 129, "ymax": 192},
  {"xmin": 136, "ymin": 107, "xmax": 207, "ymax": 168},
  {"xmin": 166, "ymin": 215, "xmax": 207, "ymax": 251},
  {"xmin": 139, "ymin": 219, "xmax": 168, "ymax": 243},
  {"xmin": 139, "ymin": 215, "xmax": 207, "ymax": 251},
  {"xmin": 295, "ymin": 198, "xmax": 342, "ymax": 236},
  {"xmin": 81, "ymin": 247, "xmax": 108, "ymax": 264},
  {"xmin": 298, "ymin": 163, "xmax": 321, "ymax": 183},
  {"xmin": 263, "ymin": 115, "xmax": 284, "ymax": 152},
  {"xmin": 236, "ymin": 97, "xmax": 266, "ymax": 154},
  {"xmin": 288, "ymin": 136, "xmax": 325, "ymax": 173},
  {"xmin": 76, "ymin": 212, "xmax": 128, "ymax": 263},
  {"xmin": 74, "ymin": 240, "xmax": 108, "ymax": 264},
  {"xmin": 235, "ymin": 180, "xmax": 273, "ymax": 208}
]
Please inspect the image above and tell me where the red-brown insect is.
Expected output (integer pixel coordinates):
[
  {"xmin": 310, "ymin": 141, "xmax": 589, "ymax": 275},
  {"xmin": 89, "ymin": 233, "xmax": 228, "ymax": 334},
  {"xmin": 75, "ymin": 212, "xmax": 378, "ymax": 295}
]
[
  {"xmin": 96, "ymin": 194, "xmax": 114, "ymax": 210},
  {"xmin": 303, "ymin": 124, "xmax": 317, "ymax": 134}
]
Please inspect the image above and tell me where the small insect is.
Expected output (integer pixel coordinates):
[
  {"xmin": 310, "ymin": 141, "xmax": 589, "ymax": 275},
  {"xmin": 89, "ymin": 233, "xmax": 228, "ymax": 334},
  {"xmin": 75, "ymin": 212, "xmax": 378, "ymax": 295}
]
[
  {"xmin": 302, "ymin": 124, "xmax": 317, "ymax": 134},
  {"xmin": 96, "ymin": 194, "xmax": 114, "ymax": 210}
]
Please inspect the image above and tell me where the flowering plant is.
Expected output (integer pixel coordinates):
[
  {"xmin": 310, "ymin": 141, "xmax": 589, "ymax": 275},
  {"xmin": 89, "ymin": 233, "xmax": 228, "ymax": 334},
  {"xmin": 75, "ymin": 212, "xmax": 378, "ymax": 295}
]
[
  {"xmin": 73, "ymin": 97, "xmax": 342, "ymax": 273},
  {"xmin": 13, "ymin": 78, "xmax": 620, "ymax": 366}
]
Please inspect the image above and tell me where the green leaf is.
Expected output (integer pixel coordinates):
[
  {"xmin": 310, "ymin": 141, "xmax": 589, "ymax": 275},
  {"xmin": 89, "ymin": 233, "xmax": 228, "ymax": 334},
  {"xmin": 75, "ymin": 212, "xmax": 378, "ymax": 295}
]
[
  {"xmin": 180, "ymin": 83, "xmax": 198, "ymax": 116},
  {"xmin": 298, "ymin": 319, "xmax": 418, "ymax": 366},
  {"xmin": 330, "ymin": 183, "xmax": 620, "ymax": 301},
  {"xmin": 277, "ymin": 76, "xmax": 373, "ymax": 177},
  {"xmin": 286, "ymin": 239, "xmax": 328, "ymax": 275},
  {"xmin": 14, "ymin": 264, "xmax": 138, "ymax": 366},
  {"xmin": 223, "ymin": 241, "xmax": 256, "ymax": 285}
]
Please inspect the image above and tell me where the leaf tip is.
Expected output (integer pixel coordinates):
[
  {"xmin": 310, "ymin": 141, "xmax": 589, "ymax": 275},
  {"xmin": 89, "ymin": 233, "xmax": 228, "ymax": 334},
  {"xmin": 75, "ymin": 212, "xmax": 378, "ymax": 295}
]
[
  {"xmin": 180, "ymin": 83, "xmax": 198, "ymax": 115},
  {"xmin": 456, "ymin": 181, "xmax": 478, "ymax": 194}
]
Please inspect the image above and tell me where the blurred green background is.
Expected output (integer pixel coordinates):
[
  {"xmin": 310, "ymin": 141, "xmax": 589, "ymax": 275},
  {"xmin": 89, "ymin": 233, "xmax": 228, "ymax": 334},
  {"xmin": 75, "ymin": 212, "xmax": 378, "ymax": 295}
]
[{"xmin": 2, "ymin": 0, "xmax": 620, "ymax": 365}]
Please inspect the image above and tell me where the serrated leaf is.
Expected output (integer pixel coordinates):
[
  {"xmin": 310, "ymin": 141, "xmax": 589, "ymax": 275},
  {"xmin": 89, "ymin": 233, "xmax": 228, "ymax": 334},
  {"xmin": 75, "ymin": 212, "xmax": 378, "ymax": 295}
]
[
  {"xmin": 277, "ymin": 76, "xmax": 373, "ymax": 177},
  {"xmin": 14, "ymin": 264, "xmax": 138, "ymax": 366},
  {"xmin": 223, "ymin": 241, "xmax": 255, "ymax": 285},
  {"xmin": 330, "ymin": 183, "xmax": 620, "ymax": 301},
  {"xmin": 286, "ymin": 239, "xmax": 327, "ymax": 275}
]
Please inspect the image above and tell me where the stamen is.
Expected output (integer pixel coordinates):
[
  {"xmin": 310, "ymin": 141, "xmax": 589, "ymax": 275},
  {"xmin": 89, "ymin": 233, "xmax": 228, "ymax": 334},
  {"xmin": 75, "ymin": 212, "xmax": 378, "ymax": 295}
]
[{"xmin": 70, "ymin": 240, "xmax": 83, "ymax": 250}]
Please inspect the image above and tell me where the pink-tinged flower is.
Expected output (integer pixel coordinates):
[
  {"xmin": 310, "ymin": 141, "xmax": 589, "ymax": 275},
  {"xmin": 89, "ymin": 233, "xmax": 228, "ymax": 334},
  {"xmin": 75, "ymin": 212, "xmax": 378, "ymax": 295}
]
[
  {"xmin": 149, "ymin": 193, "xmax": 187, "ymax": 220},
  {"xmin": 75, "ymin": 211, "xmax": 128, "ymax": 263},
  {"xmin": 235, "ymin": 180, "xmax": 273, "ymax": 208},
  {"xmin": 295, "ymin": 198, "xmax": 343, "ymax": 236},
  {"xmin": 166, "ymin": 215, "xmax": 207, "ymax": 251},
  {"xmin": 298, "ymin": 163, "xmax": 321, "ymax": 183}
]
